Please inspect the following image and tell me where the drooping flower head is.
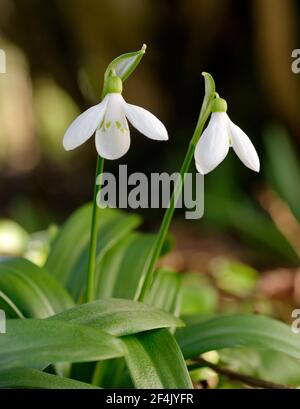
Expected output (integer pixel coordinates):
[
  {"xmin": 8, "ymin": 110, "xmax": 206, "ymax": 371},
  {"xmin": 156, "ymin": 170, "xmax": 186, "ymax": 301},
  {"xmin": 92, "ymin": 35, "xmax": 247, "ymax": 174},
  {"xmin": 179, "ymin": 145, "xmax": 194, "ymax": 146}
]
[
  {"xmin": 194, "ymin": 97, "xmax": 260, "ymax": 174},
  {"xmin": 63, "ymin": 71, "xmax": 168, "ymax": 160}
]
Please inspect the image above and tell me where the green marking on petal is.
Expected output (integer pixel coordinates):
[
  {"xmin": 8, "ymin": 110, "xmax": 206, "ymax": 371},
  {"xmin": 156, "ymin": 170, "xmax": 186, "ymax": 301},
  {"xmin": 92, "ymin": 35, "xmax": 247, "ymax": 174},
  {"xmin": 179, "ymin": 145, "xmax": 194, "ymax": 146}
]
[
  {"xmin": 115, "ymin": 121, "xmax": 122, "ymax": 129},
  {"xmin": 106, "ymin": 121, "xmax": 111, "ymax": 129}
]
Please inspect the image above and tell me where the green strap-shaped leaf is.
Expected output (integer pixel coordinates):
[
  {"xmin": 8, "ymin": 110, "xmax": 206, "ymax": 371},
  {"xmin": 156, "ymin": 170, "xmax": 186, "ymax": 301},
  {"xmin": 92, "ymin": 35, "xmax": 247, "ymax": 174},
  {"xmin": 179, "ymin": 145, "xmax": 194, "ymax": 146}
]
[
  {"xmin": 146, "ymin": 268, "xmax": 182, "ymax": 316},
  {"xmin": 176, "ymin": 314, "xmax": 300, "ymax": 360},
  {"xmin": 45, "ymin": 204, "xmax": 140, "ymax": 300},
  {"xmin": 0, "ymin": 291, "xmax": 24, "ymax": 318},
  {"xmin": 92, "ymin": 245, "xmax": 178, "ymax": 388},
  {"xmin": 96, "ymin": 233, "xmax": 156, "ymax": 300},
  {"xmin": 96, "ymin": 232, "xmax": 173, "ymax": 300},
  {"xmin": 123, "ymin": 329, "xmax": 193, "ymax": 389},
  {"xmin": 219, "ymin": 348, "xmax": 300, "ymax": 386},
  {"xmin": 0, "ymin": 319, "xmax": 125, "ymax": 371},
  {"xmin": 50, "ymin": 298, "xmax": 183, "ymax": 336},
  {"xmin": 0, "ymin": 368, "xmax": 100, "ymax": 389},
  {"xmin": 0, "ymin": 257, "xmax": 74, "ymax": 318}
]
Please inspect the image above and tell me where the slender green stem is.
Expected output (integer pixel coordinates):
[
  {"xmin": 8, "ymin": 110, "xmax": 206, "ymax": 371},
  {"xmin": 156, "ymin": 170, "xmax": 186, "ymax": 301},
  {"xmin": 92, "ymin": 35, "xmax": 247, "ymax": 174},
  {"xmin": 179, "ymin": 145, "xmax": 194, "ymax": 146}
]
[
  {"xmin": 86, "ymin": 155, "xmax": 104, "ymax": 302},
  {"xmin": 85, "ymin": 76, "xmax": 111, "ymax": 303},
  {"xmin": 137, "ymin": 103, "xmax": 212, "ymax": 301}
]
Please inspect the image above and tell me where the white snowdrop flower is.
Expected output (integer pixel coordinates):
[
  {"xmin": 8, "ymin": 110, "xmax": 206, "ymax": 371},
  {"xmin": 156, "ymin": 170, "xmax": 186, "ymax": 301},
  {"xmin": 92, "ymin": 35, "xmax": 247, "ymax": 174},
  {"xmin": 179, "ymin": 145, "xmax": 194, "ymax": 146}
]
[
  {"xmin": 194, "ymin": 98, "xmax": 260, "ymax": 175},
  {"xmin": 63, "ymin": 75, "xmax": 168, "ymax": 160}
]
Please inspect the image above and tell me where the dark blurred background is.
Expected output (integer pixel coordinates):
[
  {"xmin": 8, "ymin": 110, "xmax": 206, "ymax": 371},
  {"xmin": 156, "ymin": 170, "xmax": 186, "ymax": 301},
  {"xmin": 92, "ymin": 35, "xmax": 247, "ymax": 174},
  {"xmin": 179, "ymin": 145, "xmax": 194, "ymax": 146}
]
[{"xmin": 1, "ymin": 0, "xmax": 300, "ymax": 319}]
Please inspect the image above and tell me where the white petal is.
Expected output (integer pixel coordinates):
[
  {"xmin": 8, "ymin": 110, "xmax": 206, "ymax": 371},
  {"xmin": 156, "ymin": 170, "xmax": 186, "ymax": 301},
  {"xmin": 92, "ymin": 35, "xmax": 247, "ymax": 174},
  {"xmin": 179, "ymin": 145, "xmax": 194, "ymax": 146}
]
[
  {"xmin": 96, "ymin": 125, "xmax": 130, "ymax": 160},
  {"xmin": 63, "ymin": 96, "xmax": 108, "ymax": 151},
  {"xmin": 124, "ymin": 102, "xmax": 168, "ymax": 141},
  {"xmin": 194, "ymin": 112, "xmax": 230, "ymax": 174},
  {"xmin": 228, "ymin": 119, "xmax": 260, "ymax": 172},
  {"xmin": 95, "ymin": 93, "xmax": 130, "ymax": 160}
]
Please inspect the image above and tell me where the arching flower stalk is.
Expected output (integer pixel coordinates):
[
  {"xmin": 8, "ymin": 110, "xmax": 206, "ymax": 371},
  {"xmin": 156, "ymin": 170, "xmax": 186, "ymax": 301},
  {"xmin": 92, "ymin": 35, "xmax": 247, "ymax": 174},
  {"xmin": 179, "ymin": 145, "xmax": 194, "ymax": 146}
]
[
  {"xmin": 63, "ymin": 45, "xmax": 168, "ymax": 302},
  {"xmin": 138, "ymin": 77, "xmax": 260, "ymax": 301}
]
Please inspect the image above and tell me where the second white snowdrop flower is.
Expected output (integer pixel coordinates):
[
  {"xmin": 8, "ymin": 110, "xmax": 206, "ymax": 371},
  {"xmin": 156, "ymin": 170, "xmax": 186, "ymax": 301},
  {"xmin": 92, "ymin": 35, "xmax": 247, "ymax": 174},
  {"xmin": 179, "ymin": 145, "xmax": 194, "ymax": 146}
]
[
  {"xmin": 194, "ymin": 98, "xmax": 260, "ymax": 174},
  {"xmin": 63, "ymin": 74, "xmax": 168, "ymax": 160}
]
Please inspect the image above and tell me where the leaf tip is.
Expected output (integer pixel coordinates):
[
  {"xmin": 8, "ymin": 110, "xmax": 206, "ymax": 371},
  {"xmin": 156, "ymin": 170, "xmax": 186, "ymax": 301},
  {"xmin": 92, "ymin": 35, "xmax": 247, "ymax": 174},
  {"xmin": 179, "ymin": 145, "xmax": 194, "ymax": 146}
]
[{"xmin": 201, "ymin": 72, "xmax": 213, "ymax": 81}]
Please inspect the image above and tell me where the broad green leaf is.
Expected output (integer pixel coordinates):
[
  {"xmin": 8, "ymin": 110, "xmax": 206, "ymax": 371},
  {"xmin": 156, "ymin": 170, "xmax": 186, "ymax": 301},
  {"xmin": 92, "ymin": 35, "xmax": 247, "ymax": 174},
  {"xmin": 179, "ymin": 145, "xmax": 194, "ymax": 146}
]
[
  {"xmin": 0, "ymin": 291, "xmax": 24, "ymax": 318},
  {"xmin": 220, "ymin": 348, "xmax": 300, "ymax": 386},
  {"xmin": 96, "ymin": 233, "xmax": 156, "ymax": 300},
  {"xmin": 0, "ymin": 257, "xmax": 74, "ymax": 318},
  {"xmin": 92, "ymin": 237, "xmax": 176, "ymax": 388},
  {"xmin": 51, "ymin": 298, "xmax": 183, "ymax": 336},
  {"xmin": 176, "ymin": 314, "xmax": 300, "ymax": 360},
  {"xmin": 45, "ymin": 204, "xmax": 140, "ymax": 300},
  {"xmin": 123, "ymin": 329, "xmax": 193, "ymax": 389},
  {"xmin": 0, "ymin": 319, "xmax": 125, "ymax": 371},
  {"xmin": 91, "ymin": 234, "xmax": 175, "ymax": 388},
  {"xmin": 0, "ymin": 367, "xmax": 100, "ymax": 389},
  {"xmin": 146, "ymin": 268, "xmax": 182, "ymax": 316},
  {"xmin": 90, "ymin": 358, "xmax": 131, "ymax": 388}
]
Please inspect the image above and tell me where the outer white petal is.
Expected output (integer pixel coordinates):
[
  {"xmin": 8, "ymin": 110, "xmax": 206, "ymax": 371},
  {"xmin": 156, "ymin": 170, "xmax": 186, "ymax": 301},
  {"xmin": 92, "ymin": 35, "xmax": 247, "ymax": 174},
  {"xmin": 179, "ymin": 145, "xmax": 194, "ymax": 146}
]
[
  {"xmin": 63, "ymin": 96, "xmax": 108, "ymax": 151},
  {"xmin": 194, "ymin": 112, "xmax": 230, "ymax": 175},
  {"xmin": 123, "ymin": 102, "xmax": 168, "ymax": 141},
  {"xmin": 228, "ymin": 119, "xmax": 260, "ymax": 172},
  {"xmin": 95, "ymin": 93, "xmax": 130, "ymax": 160}
]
